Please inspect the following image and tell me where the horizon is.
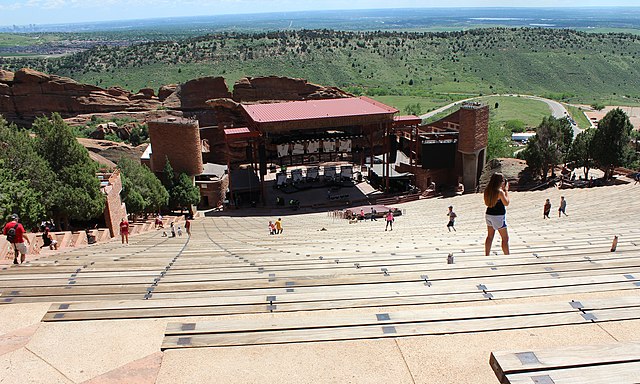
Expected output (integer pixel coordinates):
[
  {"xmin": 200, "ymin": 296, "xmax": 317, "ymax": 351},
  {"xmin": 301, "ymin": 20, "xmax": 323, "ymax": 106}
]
[{"xmin": 1, "ymin": 1, "xmax": 640, "ymax": 28}]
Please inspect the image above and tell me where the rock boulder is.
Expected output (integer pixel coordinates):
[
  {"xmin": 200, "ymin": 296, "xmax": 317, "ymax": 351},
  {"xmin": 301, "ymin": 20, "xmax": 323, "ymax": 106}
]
[
  {"xmin": 162, "ymin": 77, "xmax": 231, "ymax": 111},
  {"xmin": 232, "ymin": 76, "xmax": 350, "ymax": 102}
]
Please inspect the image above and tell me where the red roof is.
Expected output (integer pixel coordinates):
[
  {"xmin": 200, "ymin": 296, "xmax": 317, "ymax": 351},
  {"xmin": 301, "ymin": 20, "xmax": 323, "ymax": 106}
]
[
  {"xmin": 241, "ymin": 97, "xmax": 398, "ymax": 124},
  {"xmin": 223, "ymin": 127, "xmax": 260, "ymax": 141},
  {"xmin": 224, "ymin": 127, "xmax": 251, "ymax": 136},
  {"xmin": 394, "ymin": 115, "xmax": 420, "ymax": 122}
]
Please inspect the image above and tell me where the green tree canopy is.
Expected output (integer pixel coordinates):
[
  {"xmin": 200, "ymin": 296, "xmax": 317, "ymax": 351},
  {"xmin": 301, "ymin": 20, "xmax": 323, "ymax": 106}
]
[
  {"xmin": 33, "ymin": 114, "xmax": 104, "ymax": 225},
  {"xmin": 170, "ymin": 173, "xmax": 200, "ymax": 212},
  {"xmin": 0, "ymin": 117, "xmax": 56, "ymax": 211},
  {"xmin": 118, "ymin": 157, "xmax": 169, "ymax": 217},
  {"xmin": 486, "ymin": 122, "xmax": 512, "ymax": 160},
  {"xmin": 403, "ymin": 103, "xmax": 422, "ymax": 116},
  {"xmin": 591, "ymin": 108, "xmax": 633, "ymax": 179},
  {"xmin": 0, "ymin": 161, "xmax": 46, "ymax": 230},
  {"xmin": 522, "ymin": 116, "xmax": 573, "ymax": 180},
  {"xmin": 568, "ymin": 128, "xmax": 595, "ymax": 179}
]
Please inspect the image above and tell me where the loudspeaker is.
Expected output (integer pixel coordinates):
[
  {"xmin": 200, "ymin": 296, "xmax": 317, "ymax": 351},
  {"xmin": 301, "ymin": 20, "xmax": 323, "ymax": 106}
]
[
  {"xmin": 388, "ymin": 135, "xmax": 398, "ymax": 163},
  {"xmin": 258, "ymin": 145, "xmax": 267, "ymax": 176},
  {"xmin": 245, "ymin": 145, "xmax": 253, "ymax": 163}
]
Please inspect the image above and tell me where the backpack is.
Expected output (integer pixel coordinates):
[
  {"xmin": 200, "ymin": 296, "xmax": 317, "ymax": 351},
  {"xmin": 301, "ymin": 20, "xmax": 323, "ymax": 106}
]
[{"xmin": 6, "ymin": 224, "xmax": 17, "ymax": 243}]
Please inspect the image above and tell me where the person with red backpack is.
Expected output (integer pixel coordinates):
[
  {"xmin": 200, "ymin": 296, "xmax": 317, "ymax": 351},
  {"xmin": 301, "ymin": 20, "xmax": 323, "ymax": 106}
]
[{"xmin": 3, "ymin": 215, "xmax": 30, "ymax": 265}]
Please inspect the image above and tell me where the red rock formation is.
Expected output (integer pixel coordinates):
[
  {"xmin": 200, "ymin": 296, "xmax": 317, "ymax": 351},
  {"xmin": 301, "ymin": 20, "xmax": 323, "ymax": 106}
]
[
  {"xmin": 78, "ymin": 137, "xmax": 146, "ymax": 164},
  {"xmin": 232, "ymin": 76, "xmax": 351, "ymax": 102},
  {"xmin": 162, "ymin": 76, "xmax": 231, "ymax": 111},
  {"xmin": 0, "ymin": 69, "xmax": 352, "ymax": 131},
  {"xmin": 158, "ymin": 84, "xmax": 177, "ymax": 102},
  {"xmin": 0, "ymin": 70, "xmax": 14, "ymax": 82},
  {"xmin": 0, "ymin": 68, "xmax": 161, "ymax": 126}
]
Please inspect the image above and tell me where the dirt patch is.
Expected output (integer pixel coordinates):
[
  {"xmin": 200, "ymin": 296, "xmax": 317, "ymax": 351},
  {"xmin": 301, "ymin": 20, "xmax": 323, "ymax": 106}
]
[
  {"xmin": 580, "ymin": 105, "xmax": 640, "ymax": 130},
  {"xmin": 479, "ymin": 158, "xmax": 528, "ymax": 191}
]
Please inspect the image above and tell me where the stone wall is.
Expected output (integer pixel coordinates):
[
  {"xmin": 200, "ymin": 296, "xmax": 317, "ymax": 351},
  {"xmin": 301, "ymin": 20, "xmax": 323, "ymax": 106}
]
[
  {"xmin": 458, "ymin": 103, "xmax": 489, "ymax": 153},
  {"xmin": 396, "ymin": 164, "xmax": 454, "ymax": 192},
  {"xmin": 197, "ymin": 175, "xmax": 229, "ymax": 209},
  {"xmin": 102, "ymin": 170, "xmax": 127, "ymax": 238},
  {"xmin": 148, "ymin": 117, "xmax": 203, "ymax": 175}
]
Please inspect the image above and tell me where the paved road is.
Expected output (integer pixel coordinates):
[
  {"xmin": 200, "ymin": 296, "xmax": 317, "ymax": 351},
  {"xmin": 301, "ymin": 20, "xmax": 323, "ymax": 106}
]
[{"xmin": 419, "ymin": 94, "xmax": 582, "ymax": 138}]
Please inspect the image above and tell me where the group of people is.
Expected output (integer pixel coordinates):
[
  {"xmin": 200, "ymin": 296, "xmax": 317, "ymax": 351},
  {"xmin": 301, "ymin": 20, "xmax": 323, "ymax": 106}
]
[
  {"xmin": 349, "ymin": 208, "xmax": 396, "ymax": 231},
  {"xmin": 1, "ymin": 215, "xmax": 65, "ymax": 265},
  {"xmin": 121, "ymin": 216, "xmax": 192, "ymax": 244},
  {"xmin": 543, "ymin": 196, "xmax": 568, "ymax": 219},
  {"xmin": 268, "ymin": 218, "xmax": 283, "ymax": 235}
]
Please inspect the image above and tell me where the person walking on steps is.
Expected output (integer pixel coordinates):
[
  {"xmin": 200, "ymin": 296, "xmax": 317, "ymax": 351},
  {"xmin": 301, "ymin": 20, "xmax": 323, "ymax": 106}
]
[
  {"xmin": 447, "ymin": 206, "xmax": 457, "ymax": 232},
  {"xmin": 558, "ymin": 196, "xmax": 568, "ymax": 217},
  {"xmin": 275, "ymin": 218, "xmax": 283, "ymax": 234},
  {"xmin": 370, "ymin": 207, "xmax": 377, "ymax": 221},
  {"xmin": 385, "ymin": 210, "xmax": 394, "ymax": 231},
  {"xmin": 543, "ymin": 199, "xmax": 551, "ymax": 219},
  {"xmin": 484, "ymin": 173, "xmax": 510, "ymax": 256},
  {"xmin": 3, "ymin": 215, "xmax": 30, "ymax": 264},
  {"xmin": 185, "ymin": 218, "xmax": 191, "ymax": 236},
  {"xmin": 119, "ymin": 217, "xmax": 130, "ymax": 244}
]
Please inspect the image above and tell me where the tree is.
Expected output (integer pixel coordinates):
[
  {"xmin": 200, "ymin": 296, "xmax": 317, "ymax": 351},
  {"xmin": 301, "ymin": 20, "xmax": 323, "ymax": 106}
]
[
  {"xmin": 0, "ymin": 161, "xmax": 46, "ymax": 230},
  {"xmin": 504, "ymin": 120, "xmax": 526, "ymax": 133},
  {"xmin": 160, "ymin": 158, "xmax": 199, "ymax": 212},
  {"xmin": 33, "ymin": 114, "xmax": 104, "ymax": 227},
  {"xmin": 403, "ymin": 103, "xmax": 422, "ymax": 116},
  {"xmin": 170, "ymin": 173, "xmax": 200, "ymax": 213},
  {"xmin": 0, "ymin": 117, "xmax": 56, "ymax": 212},
  {"xmin": 521, "ymin": 116, "xmax": 573, "ymax": 180},
  {"xmin": 118, "ymin": 157, "xmax": 169, "ymax": 217},
  {"xmin": 161, "ymin": 157, "xmax": 175, "ymax": 192},
  {"xmin": 568, "ymin": 128, "xmax": 595, "ymax": 179},
  {"xmin": 486, "ymin": 122, "xmax": 512, "ymax": 160},
  {"xmin": 591, "ymin": 108, "xmax": 633, "ymax": 179},
  {"xmin": 591, "ymin": 103, "xmax": 605, "ymax": 111}
]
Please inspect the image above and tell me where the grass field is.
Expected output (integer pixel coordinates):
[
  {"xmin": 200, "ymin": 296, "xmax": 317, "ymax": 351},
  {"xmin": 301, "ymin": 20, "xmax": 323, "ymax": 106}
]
[
  {"xmin": 564, "ymin": 104, "xmax": 592, "ymax": 130},
  {"xmin": 370, "ymin": 95, "xmax": 470, "ymax": 115},
  {"xmin": 477, "ymin": 96, "xmax": 551, "ymax": 127}
]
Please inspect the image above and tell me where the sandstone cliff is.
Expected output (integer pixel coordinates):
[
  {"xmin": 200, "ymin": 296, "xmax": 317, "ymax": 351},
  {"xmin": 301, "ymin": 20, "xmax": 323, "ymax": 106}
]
[
  {"xmin": 0, "ymin": 68, "xmax": 160, "ymax": 126},
  {"xmin": 232, "ymin": 76, "xmax": 350, "ymax": 102},
  {"xmin": 0, "ymin": 69, "xmax": 351, "ymax": 129}
]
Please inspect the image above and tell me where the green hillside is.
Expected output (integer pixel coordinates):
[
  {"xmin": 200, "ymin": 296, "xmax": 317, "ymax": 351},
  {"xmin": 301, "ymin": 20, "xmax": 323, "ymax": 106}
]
[{"xmin": 2, "ymin": 28, "xmax": 640, "ymax": 105}]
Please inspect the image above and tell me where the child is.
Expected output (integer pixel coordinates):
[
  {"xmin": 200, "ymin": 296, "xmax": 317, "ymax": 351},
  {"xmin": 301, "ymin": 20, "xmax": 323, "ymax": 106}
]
[
  {"xmin": 558, "ymin": 196, "xmax": 568, "ymax": 217},
  {"xmin": 543, "ymin": 199, "xmax": 551, "ymax": 219},
  {"xmin": 447, "ymin": 206, "xmax": 457, "ymax": 232},
  {"xmin": 385, "ymin": 210, "xmax": 394, "ymax": 231},
  {"xmin": 177, "ymin": 225, "xmax": 183, "ymax": 237},
  {"xmin": 268, "ymin": 221, "xmax": 276, "ymax": 235}
]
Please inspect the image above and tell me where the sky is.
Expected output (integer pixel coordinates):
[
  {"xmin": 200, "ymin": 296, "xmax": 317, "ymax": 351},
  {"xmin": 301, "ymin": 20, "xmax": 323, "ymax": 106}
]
[{"xmin": 1, "ymin": 0, "xmax": 639, "ymax": 26}]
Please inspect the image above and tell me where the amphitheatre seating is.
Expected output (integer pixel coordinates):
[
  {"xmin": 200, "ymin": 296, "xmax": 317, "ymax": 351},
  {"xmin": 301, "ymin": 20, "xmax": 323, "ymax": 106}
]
[
  {"xmin": 490, "ymin": 341, "xmax": 640, "ymax": 383},
  {"xmin": 0, "ymin": 183, "xmax": 639, "ymax": 381},
  {"xmin": 161, "ymin": 295, "xmax": 640, "ymax": 349}
]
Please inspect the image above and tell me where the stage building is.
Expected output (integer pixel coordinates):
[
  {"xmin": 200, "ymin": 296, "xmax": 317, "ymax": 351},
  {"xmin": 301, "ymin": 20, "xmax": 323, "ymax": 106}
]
[{"xmin": 142, "ymin": 96, "xmax": 488, "ymax": 208}]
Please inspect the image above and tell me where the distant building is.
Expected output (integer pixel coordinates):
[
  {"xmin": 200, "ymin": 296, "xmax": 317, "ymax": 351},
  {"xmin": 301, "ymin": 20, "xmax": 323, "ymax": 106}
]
[{"xmin": 511, "ymin": 132, "xmax": 536, "ymax": 143}]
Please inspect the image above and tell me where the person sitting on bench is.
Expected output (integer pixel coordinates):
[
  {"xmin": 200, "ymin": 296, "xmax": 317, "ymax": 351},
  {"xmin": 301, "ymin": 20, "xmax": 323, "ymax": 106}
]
[
  {"xmin": 85, "ymin": 228, "xmax": 97, "ymax": 244},
  {"xmin": 41, "ymin": 227, "xmax": 58, "ymax": 250}
]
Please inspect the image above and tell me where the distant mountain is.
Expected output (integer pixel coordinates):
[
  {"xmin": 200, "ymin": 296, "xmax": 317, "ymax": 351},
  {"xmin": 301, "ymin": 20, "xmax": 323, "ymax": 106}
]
[{"xmin": 2, "ymin": 7, "xmax": 640, "ymax": 33}]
